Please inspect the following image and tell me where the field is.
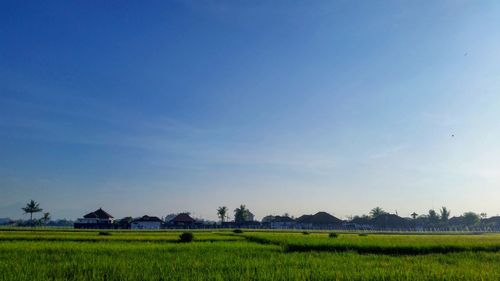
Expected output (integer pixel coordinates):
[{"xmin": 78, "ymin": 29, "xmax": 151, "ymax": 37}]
[{"xmin": 1, "ymin": 229, "xmax": 500, "ymax": 280}]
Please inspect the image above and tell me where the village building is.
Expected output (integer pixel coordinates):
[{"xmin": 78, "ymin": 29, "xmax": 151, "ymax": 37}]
[
  {"xmin": 130, "ymin": 215, "xmax": 163, "ymax": 229},
  {"xmin": 166, "ymin": 213, "xmax": 196, "ymax": 228},
  {"xmin": 74, "ymin": 208, "xmax": 114, "ymax": 229}
]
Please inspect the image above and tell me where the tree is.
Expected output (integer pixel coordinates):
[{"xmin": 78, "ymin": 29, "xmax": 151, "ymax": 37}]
[
  {"xmin": 41, "ymin": 212, "xmax": 51, "ymax": 225},
  {"xmin": 369, "ymin": 207, "xmax": 386, "ymax": 218},
  {"xmin": 22, "ymin": 200, "xmax": 42, "ymax": 226},
  {"xmin": 428, "ymin": 209, "xmax": 439, "ymax": 224},
  {"xmin": 480, "ymin": 213, "xmax": 488, "ymax": 220},
  {"xmin": 234, "ymin": 205, "xmax": 249, "ymax": 224},
  {"xmin": 440, "ymin": 207, "xmax": 450, "ymax": 222},
  {"xmin": 217, "ymin": 206, "xmax": 228, "ymax": 223},
  {"xmin": 410, "ymin": 212, "xmax": 418, "ymax": 220},
  {"xmin": 463, "ymin": 212, "xmax": 480, "ymax": 226}
]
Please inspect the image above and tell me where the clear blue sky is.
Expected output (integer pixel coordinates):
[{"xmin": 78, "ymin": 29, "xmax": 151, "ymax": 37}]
[{"xmin": 1, "ymin": 1, "xmax": 500, "ymax": 220}]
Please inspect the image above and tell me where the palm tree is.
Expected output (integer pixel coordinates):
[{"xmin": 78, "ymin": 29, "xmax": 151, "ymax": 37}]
[
  {"xmin": 369, "ymin": 207, "xmax": 386, "ymax": 218},
  {"xmin": 428, "ymin": 209, "xmax": 439, "ymax": 224},
  {"xmin": 440, "ymin": 207, "xmax": 450, "ymax": 222},
  {"xmin": 234, "ymin": 205, "xmax": 249, "ymax": 224},
  {"xmin": 41, "ymin": 212, "xmax": 51, "ymax": 225},
  {"xmin": 410, "ymin": 212, "xmax": 418, "ymax": 219},
  {"xmin": 22, "ymin": 200, "xmax": 42, "ymax": 226},
  {"xmin": 217, "ymin": 206, "xmax": 228, "ymax": 223}
]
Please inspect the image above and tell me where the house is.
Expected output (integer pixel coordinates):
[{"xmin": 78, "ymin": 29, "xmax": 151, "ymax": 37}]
[
  {"xmin": 167, "ymin": 213, "xmax": 196, "ymax": 227},
  {"xmin": 0, "ymin": 218, "xmax": 12, "ymax": 225},
  {"xmin": 131, "ymin": 215, "xmax": 163, "ymax": 229},
  {"xmin": 296, "ymin": 212, "xmax": 343, "ymax": 229},
  {"xmin": 74, "ymin": 208, "xmax": 114, "ymax": 229},
  {"xmin": 269, "ymin": 216, "xmax": 296, "ymax": 229}
]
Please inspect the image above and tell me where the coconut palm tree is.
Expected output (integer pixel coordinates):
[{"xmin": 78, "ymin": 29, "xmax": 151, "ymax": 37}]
[
  {"xmin": 411, "ymin": 212, "xmax": 418, "ymax": 219},
  {"xmin": 369, "ymin": 207, "xmax": 386, "ymax": 218},
  {"xmin": 440, "ymin": 207, "xmax": 450, "ymax": 222},
  {"xmin": 22, "ymin": 200, "xmax": 43, "ymax": 226},
  {"xmin": 217, "ymin": 206, "xmax": 228, "ymax": 223}
]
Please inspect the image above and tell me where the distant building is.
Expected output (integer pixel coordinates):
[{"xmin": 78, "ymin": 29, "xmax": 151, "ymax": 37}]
[
  {"xmin": 167, "ymin": 213, "xmax": 196, "ymax": 227},
  {"xmin": 296, "ymin": 212, "xmax": 343, "ymax": 229},
  {"xmin": 0, "ymin": 218, "xmax": 12, "ymax": 225},
  {"xmin": 74, "ymin": 208, "xmax": 114, "ymax": 229},
  {"xmin": 270, "ymin": 216, "xmax": 296, "ymax": 229},
  {"xmin": 131, "ymin": 215, "xmax": 162, "ymax": 229}
]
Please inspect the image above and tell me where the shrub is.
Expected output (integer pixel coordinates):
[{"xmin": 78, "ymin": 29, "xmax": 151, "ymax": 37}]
[
  {"xmin": 179, "ymin": 232, "xmax": 194, "ymax": 243},
  {"xmin": 302, "ymin": 231, "xmax": 310, "ymax": 235},
  {"xmin": 98, "ymin": 231, "xmax": 111, "ymax": 236},
  {"xmin": 359, "ymin": 233, "xmax": 368, "ymax": 237},
  {"xmin": 329, "ymin": 233, "xmax": 339, "ymax": 238},
  {"xmin": 233, "ymin": 229, "xmax": 243, "ymax": 234}
]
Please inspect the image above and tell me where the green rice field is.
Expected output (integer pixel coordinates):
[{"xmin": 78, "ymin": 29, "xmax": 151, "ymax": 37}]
[{"xmin": 1, "ymin": 229, "xmax": 500, "ymax": 281}]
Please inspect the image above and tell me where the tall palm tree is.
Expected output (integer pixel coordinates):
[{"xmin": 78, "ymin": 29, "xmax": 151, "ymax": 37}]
[
  {"xmin": 439, "ymin": 207, "xmax": 450, "ymax": 222},
  {"xmin": 22, "ymin": 200, "xmax": 42, "ymax": 226},
  {"xmin": 369, "ymin": 207, "xmax": 386, "ymax": 218},
  {"xmin": 217, "ymin": 206, "xmax": 228, "ymax": 223},
  {"xmin": 411, "ymin": 212, "xmax": 418, "ymax": 219}
]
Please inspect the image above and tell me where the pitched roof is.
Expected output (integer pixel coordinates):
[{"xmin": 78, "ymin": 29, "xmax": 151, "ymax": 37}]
[
  {"xmin": 170, "ymin": 213, "xmax": 195, "ymax": 223},
  {"xmin": 271, "ymin": 216, "xmax": 295, "ymax": 223},
  {"xmin": 369, "ymin": 214, "xmax": 409, "ymax": 228},
  {"xmin": 297, "ymin": 212, "xmax": 343, "ymax": 225},
  {"xmin": 132, "ymin": 215, "xmax": 162, "ymax": 223},
  {"xmin": 83, "ymin": 208, "xmax": 113, "ymax": 219}
]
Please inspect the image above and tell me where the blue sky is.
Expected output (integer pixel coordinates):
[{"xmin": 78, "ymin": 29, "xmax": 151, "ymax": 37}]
[{"xmin": 1, "ymin": 1, "xmax": 500, "ymax": 220}]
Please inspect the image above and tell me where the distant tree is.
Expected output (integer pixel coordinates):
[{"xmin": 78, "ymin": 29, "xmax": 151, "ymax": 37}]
[
  {"xmin": 217, "ymin": 206, "xmax": 228, "ymax": 223},
  {"xmin": 41, "ymin": 212, "xmax": 51, "ymax": 225},
  {"xmin": 410, "ymin": 212, "xmax": 418, "ymax": 220},
  {"xmin": 234, "ymin": 205, "xmax": 249, "ymax": 224},
  {"xmin": 480, "ymin": 213, "xmax": 488, "ymax": 220},
  {"xmin": 22, "ymin": 200, "xmax": 43, "ymax": 226},
  {"xmin": 370, "ymin": 207, "xmax": 386, "ymax": 218},
  {"xmin": 428, "ymin": 209, "xmax": 439, "ymax": 224},
  {"xmin": 440, "ymin": 207, "xmax": 450, "ymax": 222},
  {"xmin": 463, "ymin": 212, "xmax": 480, "ymax": 226}
]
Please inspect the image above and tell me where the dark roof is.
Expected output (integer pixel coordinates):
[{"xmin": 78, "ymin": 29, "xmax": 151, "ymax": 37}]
[
  {"xmin": 297, "ymin": 212, "xmax": 343, "ymax": 225},
  {"xmin": 271, "ymin": 216, "xmax": 295, "ymax": 223},
  {"xmin": 170, "ymin": 213, "xmax": 195, "ymax": 223},
  {"xmin": 369, "ymin": 214, "xmax": 409, "ymax": 228},
  {"xmin": 83, "ymin": 208, "xmax": 113, "ymax": 219},
  {"xmin": 133, "ymin": 215, "xmax": 162, "ymax": 223}
]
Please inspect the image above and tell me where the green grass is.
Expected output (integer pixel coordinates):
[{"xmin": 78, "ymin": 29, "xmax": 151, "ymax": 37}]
[{"xmin": 1, "ymin": 229, "xmax": 500, "ymax": 280}]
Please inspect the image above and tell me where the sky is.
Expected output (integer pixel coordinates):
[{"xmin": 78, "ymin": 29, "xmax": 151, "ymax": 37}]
[{"xmin": 1, "ymin": 1, "xmax": 500, "ymax": 221}]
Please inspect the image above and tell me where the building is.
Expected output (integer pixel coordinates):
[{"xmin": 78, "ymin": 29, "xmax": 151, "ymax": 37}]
[
  {"xmin": 270, "ymin": 216, "xmax": 296, "ymax": 229},
  {"xmin": 166, "ymin": 213, "xmax": 196, "ymax": 227},
  {"xmin": 131, "ymin": 215, "xmax": 163, "ymax": 229},
  {"xmin": 296, "ymin": 212, "xmax": 343, "ymax": 229},
  {"xmin": 74, "ymin": 208, "xmax": 114, "ymax": 229}
]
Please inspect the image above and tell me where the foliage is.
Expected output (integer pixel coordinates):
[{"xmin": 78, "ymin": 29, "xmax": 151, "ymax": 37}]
[
  {"xmin": 217, "ymin": 206, "xmax": 228, "ymax": 223},
  {"xmin": 98, "ymin": 231, "xmax": 111, "ymax": 236},
  {"xmin": 463, "ymin": 212, "xmax": 480, "ymax": 226},
  {"xmin": 179, "ymin": 232, "xmax": 194, "ymax": 243},
  {"xmin": 369, "ymin": 207, "xmax": 386, "ymax": 218},
  {"xmin": 21, "ymin": 200, "xmax": 42, "ymax": 224},
  {"xmin": 233, "ymin": 229, "xmax": 243, "ymax": 234},
  {"xmin": 428, "ymin": 209, "xmax": 440, "ymax": 224},
  {"xmin": 440, "ymin": 207, "xmax": 451, "ymax": 222},
  {"xmin": 302, "ymin": 231, "xmax": 310, "ymax": 235},
  {"xmin": 328, "ymin": 233, "xmax": 339, "ymax": 238},
  {"xmin": 234, "ymin": 205, "xmax": 250, "ymax": 223}
]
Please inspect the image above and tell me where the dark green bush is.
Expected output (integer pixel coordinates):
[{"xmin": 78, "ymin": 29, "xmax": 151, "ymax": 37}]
[
  {"xmin": 179, "ymin": 232, "xmax": 194, "ymax": 243},
  {"xmin": 98, "ymin": 231, "xmax": 111, "ymax": 236},
  {"xmin": 329, "ymin": 232, "xmax": 339, "ymax": 238},
  {"xmin": 359, "ymin": 233, "xmax": 369, "ymax": 237},
  {"xmin": 233, "ymin": 229, "xmax": 243, "ymax": 234},
  {"xmin": 302, "ymin": 231, "xmax": 310, "ymax": 235}
]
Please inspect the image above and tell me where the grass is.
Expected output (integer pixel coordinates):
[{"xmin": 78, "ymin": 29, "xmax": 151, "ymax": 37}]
[{"xmin": 1, "ymin": 229, "xmax": 500, "ymax": 280}]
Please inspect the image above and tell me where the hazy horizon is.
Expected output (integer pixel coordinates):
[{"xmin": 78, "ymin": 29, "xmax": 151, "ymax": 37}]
[{"xmin": 1, "ymin": 1, "xmax": 500, "ymax": 221}]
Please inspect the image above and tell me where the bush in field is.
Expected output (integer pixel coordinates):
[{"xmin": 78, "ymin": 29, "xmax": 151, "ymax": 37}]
[
  {"xmin": 98, "ymin": 231, "xmax": 111, "ymax": 236},
  {"xmin": 329, "ymin": 233, "xmax": 339, "ymax": 238},
  {"xmin": 179, "ymin": 232, "xmax": 194, "ymax": 242},
  {"xmin": 233, "ymin": 229, "xmax": 243, "ymax": 234},
  {"xmin": 302, "ymin": 231, "xmax": 310, "ymax": 235},
  {"xmin": 359, "ymin": 233, "xmax": 368, "ymax": 237}
]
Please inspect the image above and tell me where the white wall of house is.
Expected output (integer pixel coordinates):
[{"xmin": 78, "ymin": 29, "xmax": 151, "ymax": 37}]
[{"xmin": 131, "ymin": 221, "xmax": 162, "ymax": 229}]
